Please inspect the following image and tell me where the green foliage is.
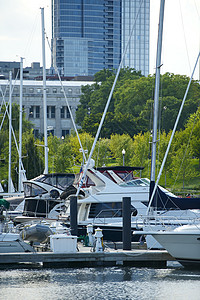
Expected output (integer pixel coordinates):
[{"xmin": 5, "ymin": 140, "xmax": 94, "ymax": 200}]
[
  {"xmin": 76, "ymin": 68, "xmax": 144, "ymax": 136},
  {"xmin": 109, "ymin": 134, "xmax": 134, "ymax": 166},
  {"xmin": 22, "ymin": 132, "xmax": 44, "ymax": 179},
  {"xmin": 53, "ymin": 141, "xmax": 72, "ymax": 173},
  {"xmin": 68, "ymin": 132, "xmax": 110, "ymax": 168},
  {"xmin": 1, "ymin": 71, "xmax": 200, "ymax": 192},
  {"xmin": 76, "ymin": 70, "xmax": 200, "ymax": 138},
  {"xmin": 0, "ymin": 103, "xmax": 35, "ymax": 187},
  {"xmin": 170, "ymin": 144, "xmax": 196, "ymax": 189},
  {"xmin": 130, "ymin": 132, "xmax": 151, "ymax": 178}
]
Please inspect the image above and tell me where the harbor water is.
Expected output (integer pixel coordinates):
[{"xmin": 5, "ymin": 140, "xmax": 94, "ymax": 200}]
[{"xmin": 0, "ymin": 263, "xmax": 200, "ymax": 300}]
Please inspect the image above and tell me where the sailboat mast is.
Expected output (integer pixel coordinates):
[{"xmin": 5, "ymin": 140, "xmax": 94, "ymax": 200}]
[
  {"xmin": 149, "ymin": 0, "xmax": 165, "ymax": 199},
  {"xmin": 41, "ymin": 7, "xmax": 48, "ymax": 174},
  {"xmin": 8, "ymin": 71, "xmax": 12, "ymax": 193},
  {"xmin": 18, "ymin": 57, "xmax": 23, "ymax": 192}
]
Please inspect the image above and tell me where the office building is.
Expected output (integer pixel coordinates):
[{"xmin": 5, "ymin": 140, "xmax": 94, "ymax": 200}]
[
  {"xmin": 0, "ymin": 79, "xmax": 94, "ymax": 138},
  {"xmin": 52, "ymin": 0, "xmax": 150, "ymax": 77}
]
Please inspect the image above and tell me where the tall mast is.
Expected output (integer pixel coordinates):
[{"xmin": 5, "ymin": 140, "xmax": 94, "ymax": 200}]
[
  {"xmin": 41, "ymin": 7, "xmax": 48, "ymax": 174},
  {"xmin": 149, "ymin": 0, "xmax": 165, "ymax": 203},
  {"xmin": 18, "ymin": 57, "xmax": 23, "ymax": 192},
  {"xmin": 8, "ymin": 71, "xmax": 12, "ymax": 193}
]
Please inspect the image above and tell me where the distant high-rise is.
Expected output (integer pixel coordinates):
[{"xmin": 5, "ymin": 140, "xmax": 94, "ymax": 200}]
[{"xmin": 52, "ymin": 0, "xmax": 149, "ymax": 77}]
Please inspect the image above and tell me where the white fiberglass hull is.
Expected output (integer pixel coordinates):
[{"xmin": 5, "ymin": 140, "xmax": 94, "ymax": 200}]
[{"xmin": 151, "ymin": 225, "xmax": 200, "ymax": 266}]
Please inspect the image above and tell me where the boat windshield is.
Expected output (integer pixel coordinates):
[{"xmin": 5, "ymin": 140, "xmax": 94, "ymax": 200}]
[
  {"xmin": 24, "ymin": 182, "xmax": 47, "ymax": 197},
  {"xmin": 32, "ymin": 174, "xmax": 75, "ymax": 190},
  {"xmin": 119, "ymin": 178, "xmax": 149, "ymax": 187}
]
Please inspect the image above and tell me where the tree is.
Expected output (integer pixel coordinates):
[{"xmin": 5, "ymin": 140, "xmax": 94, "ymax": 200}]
[
  {"xmin": 183, "ymin": 109, "xmax": 200, "ymax": 168},
  {"xmin": 0, "ymin": 103, "xmax": 33, "ymax": 187},
  {"xmin": 54, "ymin": 141, "xmax": 72, "ymax": 173},
  {"xmin": 76, "ymin": 71, "xmax": 200, "ymax": 137},
  {"xmin": 171, "ymin": 144, "xmax": 195, "ymax": 190},
  {"xmin": 109, "ymin": 134, "xmax": 134, "ymax": 166},
  {"xmin": 76, "ymin": 68, "xmax": 143, "ymax": 137},
  {"xmin": 22, "ymin": 132, "xmax": 44, "ymax": 179},
  {"xmin": 130, "ymin": 132, "xmax": 151, "ymax": 178}
]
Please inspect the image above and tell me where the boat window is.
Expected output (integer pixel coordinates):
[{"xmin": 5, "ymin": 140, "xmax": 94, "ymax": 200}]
[
  {"xmin": 88, "ymin": 202, "xmax": 137, "ymax": 218},
  {"xmin": 23, "ymin": 198, "xmax": 60, "ymax": 217},
  {"xmin": 33, "ymin": 174, "xmax": 75, "ymax": 190},
  {"xmin": 116, "ymin": 172, "xmax": 134, "ymax": 182},
  {"xmin": 119, "ymin": 179, "xmax": 149, "ymax": 187},
  {"xmin": 24, "ymin": 182, "xmax": 47, "ymax": 197},
  {"xmin": 57, "ymin": 174, "xmax": 75, "ymax": 190}
]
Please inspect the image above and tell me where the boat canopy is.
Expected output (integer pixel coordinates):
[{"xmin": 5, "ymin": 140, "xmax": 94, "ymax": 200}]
[
  {"xmin": 151, "ymin": 186, "xmax": 200, "ymax": 210},
  {"xmin": 0, "ymin": 198, "xmax": 10, "ymax": 209}
]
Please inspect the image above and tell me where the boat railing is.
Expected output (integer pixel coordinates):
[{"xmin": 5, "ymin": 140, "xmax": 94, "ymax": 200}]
[
  {"xmin": 135, "ymin": 214, "xmax": 200, "ymax": 231},
  {"xmin": 93, "ymin": 208, "xmax": 122, "ymax": 224},
  {"xmin": 0, "ymin": 221, "xmax": 19, "ymax": 233}
]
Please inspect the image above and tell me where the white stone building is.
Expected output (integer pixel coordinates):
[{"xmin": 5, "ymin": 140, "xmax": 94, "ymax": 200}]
[{"xmin": 0, "ymin": 79, "xmax": 94, "ymax": 138}]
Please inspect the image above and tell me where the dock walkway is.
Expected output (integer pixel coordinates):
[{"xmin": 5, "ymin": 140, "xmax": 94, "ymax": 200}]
[{"xmin": 0, "ymin": 243, "xmax": 175, "ymax": 268}]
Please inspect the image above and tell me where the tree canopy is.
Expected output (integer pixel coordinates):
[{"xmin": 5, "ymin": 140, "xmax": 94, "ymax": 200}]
[{"xmin": 76, "ymin": 69, "xmax": 200, "ymax": 138}]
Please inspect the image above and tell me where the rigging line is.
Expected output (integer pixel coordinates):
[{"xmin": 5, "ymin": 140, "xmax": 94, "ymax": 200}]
[
  {"xmin": 147, "ymin": 51, "xmax": 200, "ymax": 214},
  {"xmin": 156, "ymin": 188, "xmax": 182, "ymax": 211},
  {"xmin": 23, "ymin": 12, "xmax": 40, "ymax": 61},
  {"xmin": 194, "ymin": 0, "xmax": 200, "ymax": 19},
  {"xmin": 0, "ymin": 69, "xmax": 20, "ymax": 131},
  {"xmin": 157, "ymin": 72, "xmax": 164, "ymax": 175},
  {"xmin": 0, "ymin": 84, "xmax": 9, "ymax": 112},
  {"xmin": 0, "ymin": 88, "xmax": 9, "ymax": 131},
  {"xmin": 178, "ymin": 0, "xmax": 191, "ymax": 73},
  {"xmin": 0, "ymin": 75, "xmax": 26, "ymax": 174},
  {"xmin": 172, "ymin": 108, "xmax": 199, "ymax": 190},
  {"xmin": 45, "ymin": 34, "xmax": 87, "ymax": 162}
]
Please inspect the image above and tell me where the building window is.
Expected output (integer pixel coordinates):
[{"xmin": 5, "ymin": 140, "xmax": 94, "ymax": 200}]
[
  {"xmin": 60, "ymin": 106, "xmax": 70, "ymax": 119},
  {"xmin": 36, "ymin": 106, "xmax": 40, "ymax": 118},
  {"xmin": 29, "ymin": 88, "xmax": 34, "ymax": 93},
  {"xmin": 47, "ymin": 106, "xmax": 55, "ymax": 119},
  {"xmin": 68, "ymin": 88, "xmax": 72, "ymax": 95},
  {"xmin": 29, "ymin": 106, "xmax": 40, "ymax": 119},
  {"xmin": 33, "ymin": 129, "xmax": 40, "ymax": 138},
  {"xmin": 47, "ymin": 129, "xmax": 54, "ymax": 136},
  {"xmin": 62, "ymin": 130, "xmax": 69, "ymax": 138},
  {"xmin": 29, "ymin": 106, "xmax": 34, "ymax": 118},
  {"xmin": 53, "ymin": 88, "xmax": 57, "ymax": 93}
]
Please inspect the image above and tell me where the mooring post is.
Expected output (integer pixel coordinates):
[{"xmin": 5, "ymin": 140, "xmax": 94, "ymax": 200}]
[
  {"xmin": 122, "ymin": 197, "xmax": 131, "ymax": 250},
  {"xmin": 70, "ymin": 195, "xmax": 78, "ymax": 236}
]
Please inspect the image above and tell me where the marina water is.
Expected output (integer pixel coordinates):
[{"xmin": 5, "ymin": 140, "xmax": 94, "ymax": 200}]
[{"xmin": 1, "ymin": 263, "xmax": 200, "ymax": 300}]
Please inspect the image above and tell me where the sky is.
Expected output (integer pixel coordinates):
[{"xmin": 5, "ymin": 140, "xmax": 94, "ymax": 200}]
[{"xmin": 0, "ymin": 0, "xmax": 200, "ymax": 79}]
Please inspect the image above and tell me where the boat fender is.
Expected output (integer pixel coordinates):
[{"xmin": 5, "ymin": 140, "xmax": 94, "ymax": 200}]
[
  {"xmin": 60, "ymin": 185, "xmax": 85, "ymax": 200},
  {"xmin": 50, "ymin": 189, "xmax": 60, "ymax": 199}
]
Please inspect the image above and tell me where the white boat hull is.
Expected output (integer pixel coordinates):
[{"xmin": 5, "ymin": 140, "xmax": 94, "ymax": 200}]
[{"xmin": 150, "ymin": 226, "xmax": 200, "ymax": 267}]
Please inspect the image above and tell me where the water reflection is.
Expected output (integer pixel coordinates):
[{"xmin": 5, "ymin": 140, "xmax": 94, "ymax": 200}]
[{"xmin": 0, "ymin": 265, "xmax": 200, "ymax": 300}]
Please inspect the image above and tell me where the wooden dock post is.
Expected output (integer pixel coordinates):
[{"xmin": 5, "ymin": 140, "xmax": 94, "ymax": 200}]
[
  {"xmin": 70, "ymin": 195, "xmax": 78, "ymax": 236},
  {"xmin": 122, "ymin": 197, "xmax": 131, "ymax": 250}
]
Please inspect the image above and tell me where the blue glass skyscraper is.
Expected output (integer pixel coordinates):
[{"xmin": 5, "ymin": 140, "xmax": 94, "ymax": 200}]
[{"xmin": 52, "ymin": 0, "xmax": 149, "ymax": 76}]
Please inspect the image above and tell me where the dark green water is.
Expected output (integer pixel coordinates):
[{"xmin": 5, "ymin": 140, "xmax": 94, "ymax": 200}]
[{"xmin": 0, "ymin": 263, "xmax": 200, "ymax": 300}]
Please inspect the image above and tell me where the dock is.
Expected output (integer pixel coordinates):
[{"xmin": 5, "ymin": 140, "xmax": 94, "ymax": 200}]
[{"xmin": 0, "ymin": 243, "xmax": 175, "ymax": 268}]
